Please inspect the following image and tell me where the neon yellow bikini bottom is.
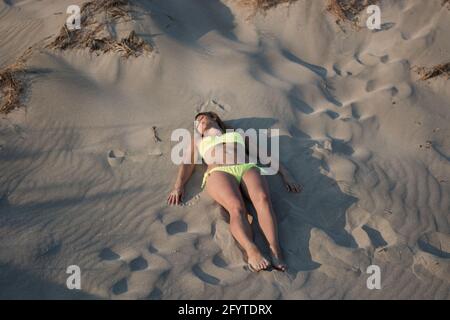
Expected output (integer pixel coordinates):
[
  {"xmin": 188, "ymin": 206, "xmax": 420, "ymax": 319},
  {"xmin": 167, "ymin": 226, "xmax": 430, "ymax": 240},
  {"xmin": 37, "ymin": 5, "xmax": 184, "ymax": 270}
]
[{"xmin": 201, "ymin": 163, "xmax": 262, "ymax": 188}]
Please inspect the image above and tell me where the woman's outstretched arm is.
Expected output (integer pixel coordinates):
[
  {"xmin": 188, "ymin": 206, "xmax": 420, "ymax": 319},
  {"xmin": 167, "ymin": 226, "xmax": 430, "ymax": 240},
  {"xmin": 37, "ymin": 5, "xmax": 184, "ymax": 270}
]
[
  {"xmin": 167, "ymin": 164, "xmax": 195, "ymax": 205},
  {"xmin": 277, "ymin": 162, "xmax": 302, "ymax": 193},
  {"xmin": 245, "ymin": 135, "xmax": 302, "ymax": 193},
  {"xmin": 167, "ymin": 138, "xmax": 197, "ymax": 205}
]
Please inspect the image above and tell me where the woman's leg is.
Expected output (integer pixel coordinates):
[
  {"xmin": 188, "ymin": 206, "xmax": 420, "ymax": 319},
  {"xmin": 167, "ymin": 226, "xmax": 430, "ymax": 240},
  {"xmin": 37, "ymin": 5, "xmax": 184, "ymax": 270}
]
[
  {"xmin": 241, "ymin": 168, "xmax": 286, "ymax": 271},
  {"xmin": 205, "ymin": 171, "xmax": 269, "ymax": 271}
]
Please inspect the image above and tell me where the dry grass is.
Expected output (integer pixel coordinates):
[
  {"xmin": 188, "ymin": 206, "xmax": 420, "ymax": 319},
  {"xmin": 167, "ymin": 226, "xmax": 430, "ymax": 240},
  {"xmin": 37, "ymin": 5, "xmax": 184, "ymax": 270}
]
[
  {"xmin": 326, "ymin": 0, "xmax": 378, "ymax": 26},
  {"xmin": 89, "ymin": 30, "xmax": 153, "ymax": 58},
  {"xmin": 0, "ymin": 47, "xmax": 33, "ymax": 114},
  {"xmin": 0, "ymin": 68, "xmax": 24, "ymax": 114},
  {"xmin": 237, "ymin": 0, "xmax": 297, "ymax": 10},
  {"xmin": 2, "ymin": 0, "xmax": 151, "ymax": 114},
  {"xmin": 47, "ymin": 0, "xmax": 152, "ymax": 57},
  {"xmin": 416, "ymin": 63, "xmax": 450, "ymax": 80}
]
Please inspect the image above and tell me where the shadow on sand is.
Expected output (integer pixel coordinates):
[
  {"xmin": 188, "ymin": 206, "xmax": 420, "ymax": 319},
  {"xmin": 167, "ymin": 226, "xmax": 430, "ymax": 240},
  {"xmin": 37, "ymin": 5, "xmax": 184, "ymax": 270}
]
[{"xmin": 0, "ymin": 263, "xmax": 99, "ymax": 299}]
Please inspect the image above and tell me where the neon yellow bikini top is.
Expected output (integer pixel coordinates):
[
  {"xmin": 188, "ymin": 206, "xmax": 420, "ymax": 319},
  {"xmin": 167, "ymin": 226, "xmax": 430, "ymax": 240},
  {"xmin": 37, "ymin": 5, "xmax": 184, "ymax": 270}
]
[{"xmin": 198, "ymin": 132, "xmax": 245, "ymax": 158}]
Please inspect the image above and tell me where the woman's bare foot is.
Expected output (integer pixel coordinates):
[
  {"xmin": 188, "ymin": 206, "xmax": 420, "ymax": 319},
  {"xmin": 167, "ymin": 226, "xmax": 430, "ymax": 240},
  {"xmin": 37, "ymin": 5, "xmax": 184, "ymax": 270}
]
[
  {"xmin": 270, "ymin": 246, "xmax": 287, "ymax": 272},
  {"xmin": 246, "ymin": 247, "xmax": 270, "ymax": 272}
]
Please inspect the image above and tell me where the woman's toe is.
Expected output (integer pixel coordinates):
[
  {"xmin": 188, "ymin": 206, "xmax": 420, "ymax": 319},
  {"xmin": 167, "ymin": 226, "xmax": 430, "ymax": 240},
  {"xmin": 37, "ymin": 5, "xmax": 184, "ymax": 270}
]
[
  {"xmin": 249, "ymin": 263, "xmax": 259, "ymax": 272},
  {"xmin": 279, "ymin": 263, "xmax": 287, "ymax": 271},
  {"xmin": 262, "ymin": 260, "xmax": 268, "ymax": 268}
]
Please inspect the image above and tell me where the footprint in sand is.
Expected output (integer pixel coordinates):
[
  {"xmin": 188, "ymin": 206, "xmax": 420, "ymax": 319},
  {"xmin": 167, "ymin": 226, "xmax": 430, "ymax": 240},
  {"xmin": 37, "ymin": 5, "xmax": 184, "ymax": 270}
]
[
  {"xmin": 147, "ymin": 287, "xmax": 163, "ymax": 300},
  {"xmin": 361, "ymin": 225, "xmax": 389, "ymax": 248},
  {"xmin": 146, "ymin": 269, "xmax": 171, "ymax": 300},
  {"xmin": 417, "ymin": 232, "xmax": 450, "ymax": 259},
  {"xmin": 148, "ymin": 244, "xmax": 159, "ymax": 254},
  {"xmin": 349, "ymin": 103, "xmax": 362, "ymax": 119},
  {"xmin": 148, "ymin": 147, "xmax": 162, "ymax": 157},
  {"xmin": 347, "ymin": 209, "xmax": 399, "ymax": 250},
  {"xmin": 336, "ymin": 56, "xmax": 366, "ymax": 77},
  {"xmin": 108, "ymin": 146, "xmax": 161, "ymax": 166},
  {"xmin": 99, "ymin": 248, "xmax": 121, "ymax": 261},
  {"xmin": 413, "ymin": 250, "xmax": 450, "ymax": 283},
  {"xmin": 309, "ymin": 228, "xmax": 371, "ymax": 278},
  {"xmin": 129, "ymin": 256, "xmax": 149, "ymax": 271},
  {"xmin": 101, "ymin": 248, "xmax": 150, "ymax": 272},
  {"xmin": 380, "ymin": 54, "xmax": 390, "ymax": 64},
  {"xmin": 166, "ymin": 220, "xmax": 188, "ymax": 235},
  {"xmin": 374, "ymin": 23, "xmax": 396, "ymax": 33},
  {"xmin": 357, "ymin": 53, "xmax": 382, "ymax": 67},
  {"xmin": 112, "ymin": 278, "xmax": 128, "ymax": 295},
  {"xmin": 107, "ymin": 149, "xmax": 126, "ymax": 167},
  {"xmin": 192, "ymin": 264, "xmax": 220, "ymax": 285},
  {"xmin": 197, "ymin": 99, "xmax": 232, "ymax": 116},
  {"xmin": 365, "ymin": 80, "xmax": 377, "ymax": 93},
  {"xmin": 212, "ymin": 253, "xmax": 228, "ymax": 268},
  {"xmin": 107, "ymin": 250, "xmax": 161, "ymax": 297},
  {"xmin": 325, "ymin": 110, "xmax": 339, "ymax": 120},
  {"xmin": 98, "ymin": 248, "xmax": 148, "ymax": 272},
  {"xmin": 211, "ymin": 99, "xmax": 232, "ymax": 114}
]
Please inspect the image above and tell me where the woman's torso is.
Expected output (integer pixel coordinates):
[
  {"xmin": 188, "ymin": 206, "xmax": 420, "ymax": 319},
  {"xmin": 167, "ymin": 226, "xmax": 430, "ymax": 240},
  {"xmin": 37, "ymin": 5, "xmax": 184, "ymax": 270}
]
[{"xmin": 196, "ymin": 131, "xmax": 249, "ymax": 170}]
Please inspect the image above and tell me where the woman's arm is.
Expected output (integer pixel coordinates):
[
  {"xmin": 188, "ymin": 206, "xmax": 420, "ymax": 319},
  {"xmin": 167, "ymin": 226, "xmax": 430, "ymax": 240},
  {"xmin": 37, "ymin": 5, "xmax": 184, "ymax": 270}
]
[
  {"xmin": 245, "ymin": 135, "xmax": 302, "ymax": 193},
  {"xmin": 167, "ymin": 164, "xmax": 195, "ymax": 205},
  {"xmin": 277, "ymin": 162, "xmax": 303, "ymax": 193},
  {"xmin": 167, "ymin": 138, "xmax": 197, "ymax": 205}
]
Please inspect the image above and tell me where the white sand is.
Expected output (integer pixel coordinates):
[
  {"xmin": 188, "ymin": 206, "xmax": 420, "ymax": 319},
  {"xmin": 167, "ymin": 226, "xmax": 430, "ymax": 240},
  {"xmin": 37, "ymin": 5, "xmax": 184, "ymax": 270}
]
[{"xmin": 0, "ymin": 0, "xmax": 449, "ymax": 299}]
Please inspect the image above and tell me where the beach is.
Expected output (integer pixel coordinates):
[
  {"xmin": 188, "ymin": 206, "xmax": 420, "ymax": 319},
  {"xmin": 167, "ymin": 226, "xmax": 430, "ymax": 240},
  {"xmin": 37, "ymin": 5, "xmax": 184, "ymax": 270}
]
[{"xmin": 0, "ymin": 0, "xmax": 449, "ymax": 299}]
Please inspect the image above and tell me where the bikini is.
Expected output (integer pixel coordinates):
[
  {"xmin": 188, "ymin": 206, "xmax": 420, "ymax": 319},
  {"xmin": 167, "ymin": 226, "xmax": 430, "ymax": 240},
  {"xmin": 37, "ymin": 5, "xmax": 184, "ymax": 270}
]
[{"xmin": 198, "ymin": 132, "xmax": 261, "ymax": 188}]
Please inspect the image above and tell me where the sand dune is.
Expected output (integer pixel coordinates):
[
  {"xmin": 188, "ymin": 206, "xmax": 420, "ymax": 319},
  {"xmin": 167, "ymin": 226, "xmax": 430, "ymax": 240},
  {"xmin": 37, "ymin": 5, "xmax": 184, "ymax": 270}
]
[{"xmin": 0, "ymin": 0, "xmax": 449, "ymax": 299}]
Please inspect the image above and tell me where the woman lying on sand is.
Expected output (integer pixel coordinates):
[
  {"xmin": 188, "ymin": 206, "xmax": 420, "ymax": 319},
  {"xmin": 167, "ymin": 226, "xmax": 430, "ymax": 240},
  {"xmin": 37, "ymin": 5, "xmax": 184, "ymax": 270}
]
[{"xmin": 168, "ymin": 112, "xmax": 302, "ymax": 272}]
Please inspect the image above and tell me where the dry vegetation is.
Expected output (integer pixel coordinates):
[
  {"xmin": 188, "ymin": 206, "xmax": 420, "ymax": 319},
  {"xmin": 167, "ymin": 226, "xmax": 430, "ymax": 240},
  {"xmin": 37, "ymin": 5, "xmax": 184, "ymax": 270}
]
[
  {"xmin": 0, "ymin": 68, "xmax": 24, "ymax": 114},
  {"xmin": 235, "ymin": 0, "xmax": 298, "ymax": 12},
  {"xmin": 1, "ymin": 0, "xmax": 153, "ymax": 114},
  {"xmin": 0, "ymin": 48, "xmax": 33, "ymax": 114},
  {"xmin": 3, "ymin": 0, "xmax": 448, "ymax": 114},
  {"xmin": 47, "ymin": 0, "xmax": 153, "ymax": 58},
  {"xmin": 416, "ymin": 63, "xmax": 450, "ymax": 80},
  {"xmin": 326, "ymin": 0, "xmax": 378, "ymax": 25}
]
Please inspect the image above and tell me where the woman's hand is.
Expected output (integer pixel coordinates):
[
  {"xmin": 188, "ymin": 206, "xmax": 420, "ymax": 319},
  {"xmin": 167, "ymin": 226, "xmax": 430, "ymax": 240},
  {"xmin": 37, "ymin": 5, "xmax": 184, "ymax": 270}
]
[
  {"xmin": 277, "ymin": 163, "xmax": 303, "ymax": 194},
  {"xmin": 283, "ymin": 175, "xmax": 303, "ymax": 193},
  {"xmin": 167, "ymin": 187, "xmax": 184, "ymax": 206}
]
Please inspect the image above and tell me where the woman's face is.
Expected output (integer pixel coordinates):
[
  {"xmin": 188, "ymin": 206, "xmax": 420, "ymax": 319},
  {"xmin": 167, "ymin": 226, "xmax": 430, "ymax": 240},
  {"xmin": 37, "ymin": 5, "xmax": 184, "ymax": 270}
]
[{"xmin": 195, "ymin": 114, "xmax": 216, "ymax": 135}]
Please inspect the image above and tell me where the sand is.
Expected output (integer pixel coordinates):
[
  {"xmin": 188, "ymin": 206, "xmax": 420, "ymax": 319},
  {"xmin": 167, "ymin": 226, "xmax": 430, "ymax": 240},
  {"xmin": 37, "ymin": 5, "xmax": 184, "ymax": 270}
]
[{"xmin": 0, "ymin": 0, "xmax": 449, "ymax": 299}]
